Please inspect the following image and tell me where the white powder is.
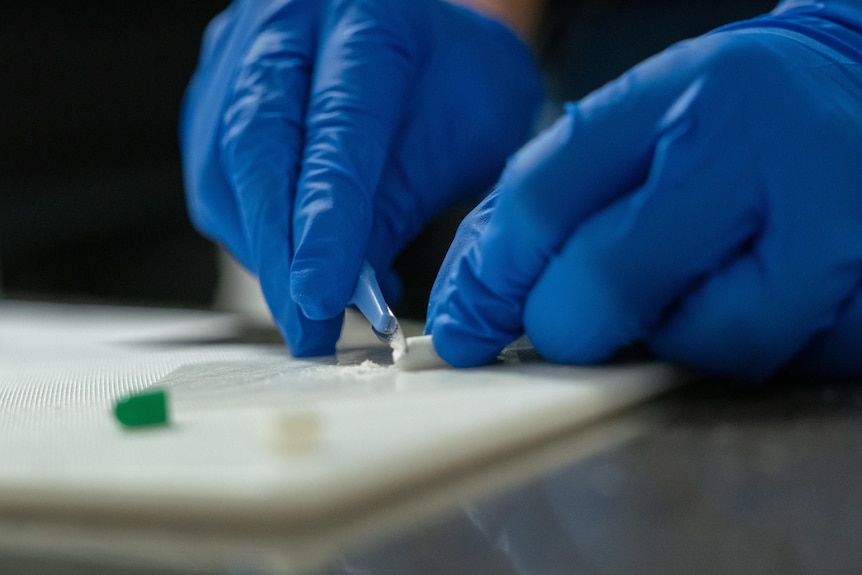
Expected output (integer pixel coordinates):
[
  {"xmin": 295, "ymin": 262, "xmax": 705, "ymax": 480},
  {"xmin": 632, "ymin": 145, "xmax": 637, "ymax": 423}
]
[{"xmin": 304, "ymin": 360, "xmax": 394, "ymax": 381}]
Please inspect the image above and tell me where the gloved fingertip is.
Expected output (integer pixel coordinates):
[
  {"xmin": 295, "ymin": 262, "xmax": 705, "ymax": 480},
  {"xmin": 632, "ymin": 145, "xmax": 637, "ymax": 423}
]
[
  {"xmin": 523, "ymin": 298, "xmax": 622, "ymax": 367},
  {"xmin": 648, "ymin": 330, "xmax": 774, "ymax": 384},
  {"xmin": 523, "ymin": 259, "xmax": 641, "ymax": 367},
  {"xmin": 281, "ymin": 315, "xmax": 343, "ymax": 358},
  {"xmin": 525, "ymin": 326, "xmax": 616, "ymax": 366},
  {"xmin": 290, "ymin": 264, "xmax": 351, "ymax": 321},
  {"xmin": 263, "ymin": 280, "xmax": 344, "ymax": 358},
  {"xmin": 430, "ymin": 315, "xmax": 507, "ymax": 368},
  {"xmin": 288, "ymin": 337, "xmax": 338, "ymax": 358}
]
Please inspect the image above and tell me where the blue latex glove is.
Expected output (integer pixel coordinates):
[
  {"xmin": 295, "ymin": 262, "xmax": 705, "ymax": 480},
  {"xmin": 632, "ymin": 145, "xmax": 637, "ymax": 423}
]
[
  {"xmin": 180, "ymin": 0, "xmax": 542, "ymax": 356},
  {"xmin": 428, "ymin": 0, "xmax": 862, "ymax": 381}
]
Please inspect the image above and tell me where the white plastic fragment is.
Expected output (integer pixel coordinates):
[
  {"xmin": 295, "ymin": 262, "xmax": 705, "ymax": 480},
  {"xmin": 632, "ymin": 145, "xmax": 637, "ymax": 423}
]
[
  {"xmin": 393, "ymin": 335, "xmax": 450, "ymax": 371},
  {"xmin": 265, "ymin": 411, "xmax": 320, "ymax": 455}
]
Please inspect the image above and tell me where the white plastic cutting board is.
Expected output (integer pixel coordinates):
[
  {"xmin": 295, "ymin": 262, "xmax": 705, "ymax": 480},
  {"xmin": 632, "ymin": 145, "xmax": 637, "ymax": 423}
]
[{"xmin": 0, "ymin": 302, "xmax": 688, "ymax": 525}]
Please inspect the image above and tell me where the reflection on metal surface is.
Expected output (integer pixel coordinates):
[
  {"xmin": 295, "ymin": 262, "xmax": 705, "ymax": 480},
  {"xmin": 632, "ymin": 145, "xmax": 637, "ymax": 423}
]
[{"xmin": 0, "ymin": 409, "xmax": 665, "ymax": 574}]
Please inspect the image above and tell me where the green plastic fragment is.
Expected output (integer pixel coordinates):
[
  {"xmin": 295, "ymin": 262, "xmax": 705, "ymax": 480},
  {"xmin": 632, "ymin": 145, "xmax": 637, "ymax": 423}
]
[{"xmin": 114, "ymin": 389, "xmax": 169, "ymax": 428}]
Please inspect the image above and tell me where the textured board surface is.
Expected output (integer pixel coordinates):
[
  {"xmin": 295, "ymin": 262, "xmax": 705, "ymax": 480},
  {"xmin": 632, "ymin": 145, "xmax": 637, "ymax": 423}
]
[{"xmin": 0, "ymin": 302, "xmax": 688, "ymax": 525}]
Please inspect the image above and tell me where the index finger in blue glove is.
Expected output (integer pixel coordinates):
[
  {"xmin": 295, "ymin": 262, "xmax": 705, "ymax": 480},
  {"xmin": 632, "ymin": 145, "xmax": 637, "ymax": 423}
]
[
  {"xmin": 289, "ymin": 0, "xmax": 428, "ymax": 321},
  {"xmin": 220, "ymin": 6, "xmax": 343, "ymax": 356}
]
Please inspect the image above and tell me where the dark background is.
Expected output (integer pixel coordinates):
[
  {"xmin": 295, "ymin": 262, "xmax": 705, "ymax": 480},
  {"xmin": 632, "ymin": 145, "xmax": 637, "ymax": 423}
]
[
  {"xmin": 0, "ymin": 4, "xmax": 228, "ymax": 307},
  {"xmin": 0, "ymin": 1, "xmax": 775, "ymax": 317}
]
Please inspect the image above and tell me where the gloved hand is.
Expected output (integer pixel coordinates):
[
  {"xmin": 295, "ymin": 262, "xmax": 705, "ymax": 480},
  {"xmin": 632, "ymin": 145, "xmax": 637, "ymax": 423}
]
[
  {"xmin": 180, "ymin": 0, "xmax": 542, "ymax": 356},
  {"xmin": 428, "ymin": 0, "xmax": 862, "ymax": 381}
]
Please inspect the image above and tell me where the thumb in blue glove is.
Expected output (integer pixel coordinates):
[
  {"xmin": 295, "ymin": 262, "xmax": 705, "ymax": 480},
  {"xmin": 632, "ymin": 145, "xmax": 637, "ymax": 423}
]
[
  {"xmin": 428, "ymin": 1, "xmax": 862, "ymax": 381},
  {"xmin": 181, "ymin": 0, "xmax": 542, "ymax": 356}
]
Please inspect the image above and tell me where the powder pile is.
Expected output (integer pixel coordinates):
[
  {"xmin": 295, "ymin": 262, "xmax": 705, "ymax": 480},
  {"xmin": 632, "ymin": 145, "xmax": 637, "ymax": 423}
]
[{"xmin": 304, "ymin": 360, "xmax": 394, "ymax": 381}]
